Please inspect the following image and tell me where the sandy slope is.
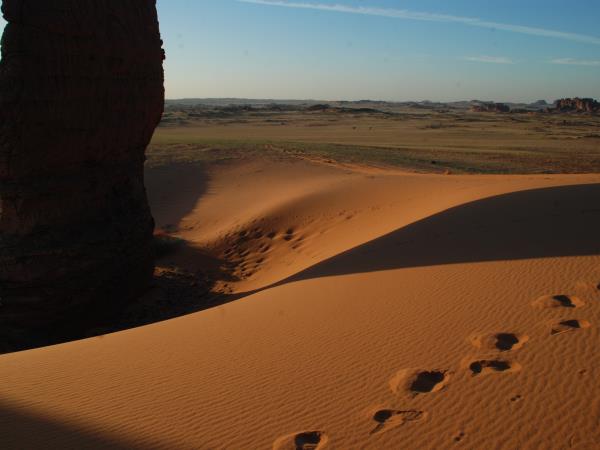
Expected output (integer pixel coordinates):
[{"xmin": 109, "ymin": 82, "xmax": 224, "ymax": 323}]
[{"xmin": 1, "ymin": 157, "xmax": 600, "ymax": 449}]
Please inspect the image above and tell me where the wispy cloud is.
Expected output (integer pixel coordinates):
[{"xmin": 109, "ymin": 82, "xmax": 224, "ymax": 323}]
[
  {"xmin": 550, "ymin": 58, "xmax": 600, "ymax": 66},
  {"xmin": 238, "ymin": 0, "xmax": 600, "ymax": 46},
  {"xmin": 464, "ymin": 56, "xmax": 514, "ymax": 64}
]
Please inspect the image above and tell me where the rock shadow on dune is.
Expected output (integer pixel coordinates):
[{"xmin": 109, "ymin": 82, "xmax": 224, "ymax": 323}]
[
  {"xmin": 145, "ymin": 162, "xmax": 211, "ymax": 233},
  {"xmin": 262, "ymin": 183, "xmax": 600, "ymax": 288},
  {"xmin": 137, "ymin": 182, "xmax": 600, "ymax": 336},
  {"xmin": 1, "ymin": 163, "xmax": 216, "ymax": 354},
  {"xmin": 0, "ymin": 400, "xmax": 138, "ymax": 450},
  {"xmin": 8, "ymin": 183, "xmax": 599, "ymax": 354}
]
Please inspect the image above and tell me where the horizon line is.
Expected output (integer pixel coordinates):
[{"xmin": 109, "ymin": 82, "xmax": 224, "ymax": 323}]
[{"xmin": 164, "ymin": 97, "xmax": 586, "ymax": 104}]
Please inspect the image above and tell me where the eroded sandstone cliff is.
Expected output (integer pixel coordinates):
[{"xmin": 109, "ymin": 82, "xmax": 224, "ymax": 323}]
[
  {"xmin": 0, "ymin": 0, "xmax": 164, "ymax": 342},
  {"xmin": 553, "ymin": 98, "xmax": 600, "ymax": 113}
]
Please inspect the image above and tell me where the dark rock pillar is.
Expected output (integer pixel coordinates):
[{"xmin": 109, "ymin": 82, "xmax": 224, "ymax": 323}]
[{"xmin": 0, "ymin": 1, "xmax": 164, "ymax": 336}]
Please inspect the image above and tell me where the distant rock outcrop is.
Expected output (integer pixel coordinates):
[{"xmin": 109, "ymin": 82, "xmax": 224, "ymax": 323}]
[
  {"xmin": 531, "ymin": 100, "xmax": 548, "ymax": 107},
  {"xmin": 0, "ymin": 1, "xmax": 164, "ymax": 338},
  {"xmin": 470, "ymin": 102, "xmax": 510, "ymax": 113},
  {"xmin": 307, "ymin": 104, "xmax": 332, "ymax": 111},
  {"xmin": 552, "ymin": 98, "xmax": 600, "ymax": 113}
]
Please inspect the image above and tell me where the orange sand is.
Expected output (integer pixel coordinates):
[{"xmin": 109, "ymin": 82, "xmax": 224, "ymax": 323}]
[{"xmin": 1, "ymin": 157, "xmax": 600, "ymax": 449}]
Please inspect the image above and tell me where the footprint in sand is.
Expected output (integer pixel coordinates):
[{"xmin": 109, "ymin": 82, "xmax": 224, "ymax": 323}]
[
  {"xmin": 370, "ymin": 409, "xmax": 426, "ymax": 435},
  {"xmin": 466, "ymin": 359, "xmax": 521, "ymax": 376},
  {"xmin": 453, "ymin": 431, "xmax": 466, "ymax": 442},
  {"xmin": 470, "ymin": 332, "xmax": 528, "ymax": 352},
  {"xmin": 284, "ymin": 228, "xmax": 295, "ymax": 241},
  {"xmin": 550, "ymin": 319, "xmax": 591, "ymax": 336},
  {"xmin": 532, "ymin": 295, "xmax": 584, "ymax": 309},
  {"xmin": 273, "ymin": 431, "xmax": 327, "ymax": 450},
  {"xmin": 390, "ymin": 369, "xmax": 450, "ymax": 395}
]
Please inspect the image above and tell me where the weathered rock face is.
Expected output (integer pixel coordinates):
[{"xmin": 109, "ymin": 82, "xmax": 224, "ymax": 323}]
[
  {"xmin": 553, "ymin": 98, "xmax": 600, "ymax": 113},
  {"xmin": 0, "ymin": 1, "xmax": 164, "ymax": 337}
]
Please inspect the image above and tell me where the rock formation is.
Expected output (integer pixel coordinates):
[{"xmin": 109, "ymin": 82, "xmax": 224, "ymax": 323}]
[
  {"xmin": 0, "ymin": 1, "xmax": 164, "ymax": 340},
  {"xmin": 553, "ymin": 98, "xmax": 600, "ymax": 113},
  {"xmin": 470, "ymin": 102, "xmax": 510, "ymax": 113},
  {"xmin": 307, "ymin": 104, "xmax": 332, "ymax": 111}
]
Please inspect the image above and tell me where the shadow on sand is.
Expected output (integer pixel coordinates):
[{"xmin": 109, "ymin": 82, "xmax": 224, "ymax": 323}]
[
  {"xmin": 145, "ymin": 161, "xmax": 210, "ymax": 232},
  {"xmin": 0, "ymin": 400, "xmax": 146, "ymax": 450},
  {"xmin": 263, "ymin": 182, "xmax": 600, "ymax": 288},
  {"xmin": 0, "ymin": 163, "xmax": 214, "ymax": 355},
  {"xmin": 3, "ymin": 182, "xmax": 599, "ymax": 354}
]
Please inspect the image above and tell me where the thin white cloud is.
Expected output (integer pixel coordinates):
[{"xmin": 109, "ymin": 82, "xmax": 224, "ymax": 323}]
[
  {"xmin": 550, "ymin": 58, "xmax": 600, "ymax": 66},
  {"xmin": 238, "ymin": 0, "xmax": 600, "ymax": 46},
  {"xmin": 464, "ymin": 56, "xmax": 514, "ymax": 64}
]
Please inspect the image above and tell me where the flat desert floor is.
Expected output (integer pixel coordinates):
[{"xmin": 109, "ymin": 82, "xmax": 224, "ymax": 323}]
[{"xmin": 1, "ymin": 109, "xmax": 600, "ymax": 449}]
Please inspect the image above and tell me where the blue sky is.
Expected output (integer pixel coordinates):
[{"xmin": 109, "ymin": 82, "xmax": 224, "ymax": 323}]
[{"xmin": 2, "ymin": 1, "xmax": 600, "ymax": 101}]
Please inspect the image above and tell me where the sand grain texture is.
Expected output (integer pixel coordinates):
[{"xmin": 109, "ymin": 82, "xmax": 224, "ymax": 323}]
[{"xmin": 1, "ymin": 158, "xmax": 600, "ymax": 449}]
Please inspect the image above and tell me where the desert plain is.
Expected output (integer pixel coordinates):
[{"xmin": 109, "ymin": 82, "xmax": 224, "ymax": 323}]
[{"xmin": 1, "ymin": 102, "xmax": 600, "ymax": 449}]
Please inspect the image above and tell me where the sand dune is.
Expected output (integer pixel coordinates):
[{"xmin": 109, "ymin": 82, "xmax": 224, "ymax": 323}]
[{"xmin": 1, "ymin": 157, "xmax": 600, "ymax": 449}]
